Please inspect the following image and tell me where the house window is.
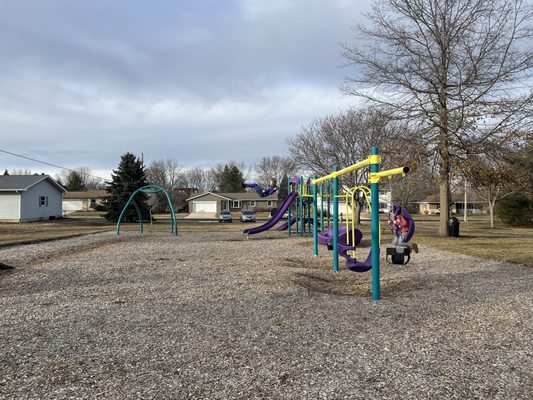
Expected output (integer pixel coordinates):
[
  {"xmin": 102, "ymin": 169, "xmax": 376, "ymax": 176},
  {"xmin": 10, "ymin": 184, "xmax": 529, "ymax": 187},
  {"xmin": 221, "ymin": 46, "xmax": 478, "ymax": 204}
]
[
  {"xmin": 267, "ymin": 200, "xmax": 273, "ymax": 207},
  {"xmin": 250, "ymin": 201, "xmax": 256, "ymax": 207},
  {"xmin": 39, "ymin": 196, "xmax": 48, "ymax": 207},
  {"xmin": 232, "ymin": 200, "xmax": 240, "ymax": 208}
]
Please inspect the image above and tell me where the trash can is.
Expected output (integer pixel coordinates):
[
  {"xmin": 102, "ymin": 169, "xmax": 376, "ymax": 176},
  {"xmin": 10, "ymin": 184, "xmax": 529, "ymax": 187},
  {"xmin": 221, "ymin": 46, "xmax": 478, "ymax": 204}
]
[{"xmin": 448, "ymin": 216, "xmax": 460, "ymax": 237}]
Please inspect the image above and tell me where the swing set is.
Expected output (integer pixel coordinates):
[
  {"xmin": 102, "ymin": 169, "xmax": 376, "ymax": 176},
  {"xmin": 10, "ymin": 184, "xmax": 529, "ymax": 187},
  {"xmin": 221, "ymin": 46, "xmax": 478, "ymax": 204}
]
[{"xmin": 308, "ymin": 146, "xmax": 409, "ymax": 300}]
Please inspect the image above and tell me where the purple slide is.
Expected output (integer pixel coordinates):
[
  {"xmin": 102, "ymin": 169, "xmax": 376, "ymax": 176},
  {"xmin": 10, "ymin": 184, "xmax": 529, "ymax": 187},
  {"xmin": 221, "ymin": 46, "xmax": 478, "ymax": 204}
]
[
  {"xmin": 275, "ymin": 216, "xmax": 297, "ymax": 231},
  {"xmin": 243, "ymin": 192, "xmax": 298, "ymax": 235}
]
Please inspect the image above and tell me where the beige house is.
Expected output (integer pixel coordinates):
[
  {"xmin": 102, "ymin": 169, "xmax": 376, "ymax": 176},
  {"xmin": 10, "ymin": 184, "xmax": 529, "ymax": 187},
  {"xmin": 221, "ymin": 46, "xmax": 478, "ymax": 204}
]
[
  {"xmin": 186, "ymin": 192, "xmax": 278, "ymax": 214},
  {"xmin": 63, "ymin": 190, "xmax": 107, "ymax": 214},
  {"xmin": 418, "ymin": 193, "xmax": 487, "ymax": 215}
]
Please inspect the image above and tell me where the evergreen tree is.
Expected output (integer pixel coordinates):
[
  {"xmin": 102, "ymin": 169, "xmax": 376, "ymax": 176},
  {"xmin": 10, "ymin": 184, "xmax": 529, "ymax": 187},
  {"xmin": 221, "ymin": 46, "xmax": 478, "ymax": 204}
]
[
  {"xmin": 65, "ymin": 171, "xmax": 86, "ymax": 191},
  {"xmin": 104, "ymin": 153, "xmax": 149, "ymax": 222},
  {"xmin": 278, "ymin": 174, "xmax": 289, "ymax": 201},
  {"xmin": 496, "ymin": 193, "xmax": 533, "ymax": 226},
  {"xmin": 219, "ymin": 164, "xmax": 245, "ymax": 192},
  {"xmin": 3, "ymin": 169, "xmax": 9, "ymax": 175}
]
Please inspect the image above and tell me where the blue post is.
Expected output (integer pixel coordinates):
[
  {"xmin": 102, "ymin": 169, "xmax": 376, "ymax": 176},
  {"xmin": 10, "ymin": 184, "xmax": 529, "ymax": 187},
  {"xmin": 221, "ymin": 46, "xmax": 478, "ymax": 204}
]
[
  {"xmin": 333, "ymin": 166, "xmax": 339, "ymax": 272},
  {"xmin": 370, "ymin": 147, "xmax": 381, "ymax": 300},
  {"xmin": 313, "ymin": 176, "xmax": 318, "ymax": 256}
]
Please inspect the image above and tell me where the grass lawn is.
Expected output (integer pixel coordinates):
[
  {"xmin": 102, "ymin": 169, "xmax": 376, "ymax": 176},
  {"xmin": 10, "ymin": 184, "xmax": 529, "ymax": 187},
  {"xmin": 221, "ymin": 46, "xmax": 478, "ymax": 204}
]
[{"xmin": 1, "ymin": 213, "xmax": 531, "ymax": 267}]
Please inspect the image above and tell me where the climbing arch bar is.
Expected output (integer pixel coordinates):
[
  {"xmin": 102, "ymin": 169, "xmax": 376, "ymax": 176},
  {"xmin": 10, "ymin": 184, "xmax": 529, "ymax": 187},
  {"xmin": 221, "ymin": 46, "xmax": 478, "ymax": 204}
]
[{"xmin": 116, "ymin": 185, "xmax": 178, "ymax": 236}]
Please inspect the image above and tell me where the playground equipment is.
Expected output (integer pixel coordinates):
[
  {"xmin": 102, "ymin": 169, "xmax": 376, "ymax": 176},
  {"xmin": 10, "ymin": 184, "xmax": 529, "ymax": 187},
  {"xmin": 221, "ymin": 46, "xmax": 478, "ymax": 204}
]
[
  {"xmin": 242, "ymin": 177, "xmax": 300, "ymax": 236},
  {"xmin": 242, "ymin": 192, "xmax": 298, "ymax": 235},
  {"xmin": 243, "ymin": 178, "xmax": 278, "ymax": 198},
  {"xmin": 116, "ymin": 185, "xmax": 178, "ymax": 236},
  {"xmin": 311, "ymin": 146, "xmax": 409, "ymax": 300}
]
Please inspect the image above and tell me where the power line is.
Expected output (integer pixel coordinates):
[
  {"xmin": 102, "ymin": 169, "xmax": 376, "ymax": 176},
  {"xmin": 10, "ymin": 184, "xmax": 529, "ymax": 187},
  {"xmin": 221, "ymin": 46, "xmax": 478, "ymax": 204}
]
[{"xmin": 0, "ymin": 148, "xmax": 108, "ymax": 181}]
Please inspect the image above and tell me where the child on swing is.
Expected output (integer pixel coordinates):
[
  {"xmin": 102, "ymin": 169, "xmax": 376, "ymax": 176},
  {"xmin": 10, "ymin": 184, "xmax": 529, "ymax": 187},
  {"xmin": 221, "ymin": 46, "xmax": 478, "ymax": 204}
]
[{"xmin": 389, "ymin": 208, "xmax": 419, "ymax": 253}]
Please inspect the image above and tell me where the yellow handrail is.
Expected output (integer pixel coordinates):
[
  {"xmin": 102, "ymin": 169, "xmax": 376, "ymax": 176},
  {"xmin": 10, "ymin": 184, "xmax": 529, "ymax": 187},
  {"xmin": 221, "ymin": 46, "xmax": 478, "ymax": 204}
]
[
  {"xmin": 368, "ymin": 167, "xmax": 409, "ymax": 183},
  {"xmin": 311, "ymin": 155, "xmax": 382, "ymax": 185}
]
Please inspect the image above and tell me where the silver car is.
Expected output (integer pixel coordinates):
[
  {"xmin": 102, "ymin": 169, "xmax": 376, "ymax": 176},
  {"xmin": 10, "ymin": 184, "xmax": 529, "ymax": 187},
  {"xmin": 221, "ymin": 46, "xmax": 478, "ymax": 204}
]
[
  {"xmin": 218, "ymin": 210, "xmax": 232, "ymax": 223},
  {"xmin": 239, "ymin": 210, "xmax": 256, "ymax": 222}
]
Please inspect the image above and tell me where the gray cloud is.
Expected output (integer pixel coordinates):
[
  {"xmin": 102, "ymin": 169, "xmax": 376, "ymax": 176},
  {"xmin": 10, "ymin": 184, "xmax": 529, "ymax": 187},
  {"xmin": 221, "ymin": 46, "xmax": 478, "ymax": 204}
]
[{"xmin": 0, "ymin": 0, "xmax": 371, "ymax": 177}]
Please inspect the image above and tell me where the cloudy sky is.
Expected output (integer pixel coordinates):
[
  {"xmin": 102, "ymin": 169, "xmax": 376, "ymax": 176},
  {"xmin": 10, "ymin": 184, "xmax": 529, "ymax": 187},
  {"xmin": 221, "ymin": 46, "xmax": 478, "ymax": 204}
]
[{"xmin": 0, "ymin": 0, "xmax": 371, "ymax": 180}]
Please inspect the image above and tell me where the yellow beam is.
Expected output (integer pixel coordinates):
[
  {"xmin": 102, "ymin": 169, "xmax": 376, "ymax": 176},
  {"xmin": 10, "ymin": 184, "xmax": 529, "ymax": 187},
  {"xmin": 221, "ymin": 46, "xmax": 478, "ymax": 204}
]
[
  {"xmin": 368, "ymin": 167, "xmax": 409, "ymax": 183},
  {"xmin": 311, "ymin": 155, "xmax": 381, "ymax": 185}
]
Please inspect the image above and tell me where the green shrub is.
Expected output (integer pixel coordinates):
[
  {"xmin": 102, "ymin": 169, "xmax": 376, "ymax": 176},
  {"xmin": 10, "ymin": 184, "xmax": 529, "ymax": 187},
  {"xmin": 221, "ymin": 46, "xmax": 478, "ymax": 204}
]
[{"xmin": 496, "ymin": 193, "xmax": 533, "ymax": 226}]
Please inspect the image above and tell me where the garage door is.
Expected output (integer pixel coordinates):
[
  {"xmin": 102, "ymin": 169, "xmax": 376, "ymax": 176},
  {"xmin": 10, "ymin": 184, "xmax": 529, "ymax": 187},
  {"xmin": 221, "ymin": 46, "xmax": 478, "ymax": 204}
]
[{"xmin": 192, "ymin": 201, "xmax": 217, "ymax": 213}]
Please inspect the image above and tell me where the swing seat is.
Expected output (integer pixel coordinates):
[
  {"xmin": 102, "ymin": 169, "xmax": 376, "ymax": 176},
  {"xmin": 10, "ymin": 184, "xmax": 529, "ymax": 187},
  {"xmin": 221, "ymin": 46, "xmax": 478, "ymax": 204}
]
[
  {"xmin": 344, "ymin": 249, "xmax": 373, "ymax": 272},
  {"xmin": 386, "ymin": 245, "xmax": 411, "ymax": 265}
]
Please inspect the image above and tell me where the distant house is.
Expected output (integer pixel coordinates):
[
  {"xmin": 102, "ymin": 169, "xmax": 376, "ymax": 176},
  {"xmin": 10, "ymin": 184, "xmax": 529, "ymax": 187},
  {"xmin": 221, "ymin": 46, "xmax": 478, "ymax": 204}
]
[
  {"xmin": 0, "ymin": 175, "xmax": 66, "ymax": 222},
  {"xmin": 186, "ymin": 192, "xmax": 279, "ymax": 215},
  {"xmin": 63, "ymin": 189, "xmax": 107, "ymax": 214},
  {"xmin": 417, "ymin": 193, "xmax": 487, "ymax": 215}
]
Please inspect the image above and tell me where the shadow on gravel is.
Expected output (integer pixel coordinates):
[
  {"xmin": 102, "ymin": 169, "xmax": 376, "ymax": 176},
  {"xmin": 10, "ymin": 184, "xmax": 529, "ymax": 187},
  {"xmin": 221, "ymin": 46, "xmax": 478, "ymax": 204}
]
[
  {"xmin": 0, "ymin": 261, "xmax": 15, "ymax": 270},
  {"xmin": 292, "ymin": 271, "xmax": 370, "ymax": 297}
]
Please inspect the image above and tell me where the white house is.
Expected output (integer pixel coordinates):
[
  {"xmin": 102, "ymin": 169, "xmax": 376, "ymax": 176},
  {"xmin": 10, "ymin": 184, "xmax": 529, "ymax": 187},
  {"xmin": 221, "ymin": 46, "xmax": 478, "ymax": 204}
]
[{"xmin": 0, "ymin": 175, "xmax": 66, "ymax": 222}]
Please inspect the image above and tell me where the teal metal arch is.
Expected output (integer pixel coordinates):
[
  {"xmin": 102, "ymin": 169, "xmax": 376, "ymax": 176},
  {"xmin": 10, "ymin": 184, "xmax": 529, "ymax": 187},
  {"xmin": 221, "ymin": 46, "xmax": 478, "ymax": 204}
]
[{"xmin": 116, "ymin": 185, "xmax": 178, "ymax": 236}]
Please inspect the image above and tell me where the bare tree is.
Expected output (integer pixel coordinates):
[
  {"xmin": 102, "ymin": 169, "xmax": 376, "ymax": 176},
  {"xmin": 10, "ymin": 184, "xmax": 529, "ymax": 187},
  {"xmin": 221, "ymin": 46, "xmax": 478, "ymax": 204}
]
[
  {"xmin": 55, "ymin": 167, "xmax": 104, "ymax": 190},
  {"xmin": 255, "ymin": 155, "xmax": 298, "ymax": 187},
  {"xmin": 288, "ymin": 106, "xmax": 407, "ymax": 188},
  {"xmin": 289, "ymin": 106, "xmax": 415, "ymax": 222},
  {"xmin": 10, "ymin": 168, "xmax": 33, "ymax": 175},
  {"xmin": 181, "ymin": 168, "xmax": 213, "ymax": 193},
  {"xmin": 146, "ymin": 158, "xmax": 183, "ymax": 212},
  {"xmin": 342, "ymin": 0, "xmax": 533, "ymax": 235},
  {"xmin": 462, "ymin": 155, "xmax": 520, "ymax": 227}
]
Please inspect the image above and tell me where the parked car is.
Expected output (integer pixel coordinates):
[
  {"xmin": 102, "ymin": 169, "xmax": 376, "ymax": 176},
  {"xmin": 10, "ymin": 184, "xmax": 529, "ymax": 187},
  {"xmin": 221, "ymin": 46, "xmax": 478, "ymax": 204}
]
[
  {"xmin": 218, "ymin": 210, "xmax": 232, "ymax": 223},
  {"xmin": 240, "ymin": 210, "xmax": 256, "ymax": 222}
]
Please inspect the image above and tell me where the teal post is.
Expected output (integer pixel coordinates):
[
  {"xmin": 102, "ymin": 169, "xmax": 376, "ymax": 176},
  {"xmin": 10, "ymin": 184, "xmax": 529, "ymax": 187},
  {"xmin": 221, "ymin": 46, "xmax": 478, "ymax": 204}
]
[
  {"xmin": 333, "ymin": 166, "xmax": 339, "ymax": 272},
  {"xmin": 295, "ymin": 179, "xmax": 299, "ymax": 235},
  {"xmin": 287, "ymin": 176, "xmax": 292, "ymax": 238},
  {"xmin": 370, "ymin": 146, "xmax": 381, "ymax": 300},
  {"xmin": 327, "ymin": 181, "xmax": 331, "ymax": 227},
  {"xmin": 306, "ymin": 181, "xmax": 311, "ymax": 237},
  {"xmin": 313, "ymin": 176, "xmax": 318, "ymax": 256},
  {"xmin": 299, "ymin": 176, "xmax": 304, "ymax": 237}
]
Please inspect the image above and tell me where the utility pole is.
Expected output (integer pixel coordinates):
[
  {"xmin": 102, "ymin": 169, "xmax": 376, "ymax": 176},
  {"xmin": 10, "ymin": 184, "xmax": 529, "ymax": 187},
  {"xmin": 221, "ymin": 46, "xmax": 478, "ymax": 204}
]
[{"xmin": 464, "ymin": 178, "xmax": 468, "ymax": 222}]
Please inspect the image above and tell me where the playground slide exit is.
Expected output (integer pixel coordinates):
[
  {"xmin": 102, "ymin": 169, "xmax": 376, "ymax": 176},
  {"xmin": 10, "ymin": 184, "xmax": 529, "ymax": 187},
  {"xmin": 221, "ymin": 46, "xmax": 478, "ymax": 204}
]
[{"xmin": 243, "ymin": 192, "xmax": 298, "ymax": 235}]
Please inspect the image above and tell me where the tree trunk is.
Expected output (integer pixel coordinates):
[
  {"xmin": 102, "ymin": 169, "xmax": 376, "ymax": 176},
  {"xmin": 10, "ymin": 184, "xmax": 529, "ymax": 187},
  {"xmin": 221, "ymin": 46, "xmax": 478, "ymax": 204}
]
[
  {"xmin": 438, "ymin": 112, "xmax": 450, "ymax": 236},
  {"xmin": 489, "ymin": 198, "xmax": 496, "ymax": 228},
  {"xmin": 439, "ymin": 168, "xmax": 450, "ymax": 236}
]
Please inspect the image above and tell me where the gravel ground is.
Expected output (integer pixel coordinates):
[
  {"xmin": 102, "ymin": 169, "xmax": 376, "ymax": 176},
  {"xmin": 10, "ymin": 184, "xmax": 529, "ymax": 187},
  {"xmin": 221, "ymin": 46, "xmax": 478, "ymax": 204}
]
[{"xmin": 0, "ymin": 231, "xmax": 532, "ymax": 399}]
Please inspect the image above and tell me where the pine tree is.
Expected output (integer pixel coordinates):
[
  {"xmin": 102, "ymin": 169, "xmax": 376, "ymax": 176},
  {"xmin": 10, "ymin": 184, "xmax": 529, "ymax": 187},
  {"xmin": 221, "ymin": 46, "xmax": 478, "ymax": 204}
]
[
  {"xmin": 278, "ymin": 174, "xmax": 289, "ymax": 201},
  {"xmin": 65, "ymin": 171, "xmax": 86, "ymax": 191},
  {"xmin": 219, "ymin": 164, "xmax": 245, "ymax": 192},
  {"xmin": 104, "ymin": 153, "xmax": 149, "ymax": 222}
]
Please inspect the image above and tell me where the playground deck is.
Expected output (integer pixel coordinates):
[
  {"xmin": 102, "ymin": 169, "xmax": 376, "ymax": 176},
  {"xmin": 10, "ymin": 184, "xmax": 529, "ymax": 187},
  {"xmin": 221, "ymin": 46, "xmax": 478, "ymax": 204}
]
[{"xmin": 0, "ymin": 232, "xmax": 531, "ymax": 398}]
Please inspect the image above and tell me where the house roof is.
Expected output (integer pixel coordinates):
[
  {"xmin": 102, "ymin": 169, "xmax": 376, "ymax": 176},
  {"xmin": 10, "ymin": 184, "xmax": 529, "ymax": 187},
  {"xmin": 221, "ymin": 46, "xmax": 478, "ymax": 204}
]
[
  {"xmin": 63, "ymin": 189, "xmax": 108, "ymax": 199},
  {"xmin": 0, "ymin": 175, "xmax": 66, "ymax": 192},
  {"xmin": 186, "ymin": 191, "xmax": 278, "ymax": 202}
]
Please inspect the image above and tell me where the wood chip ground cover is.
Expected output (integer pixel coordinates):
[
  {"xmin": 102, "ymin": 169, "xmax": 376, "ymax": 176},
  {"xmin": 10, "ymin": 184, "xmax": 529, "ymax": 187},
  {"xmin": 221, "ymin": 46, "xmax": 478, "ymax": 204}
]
[{"xmin": 0, "ymin": 231, "xmax": 531, "ymax": 399}]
